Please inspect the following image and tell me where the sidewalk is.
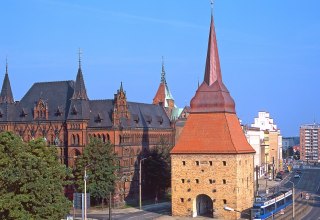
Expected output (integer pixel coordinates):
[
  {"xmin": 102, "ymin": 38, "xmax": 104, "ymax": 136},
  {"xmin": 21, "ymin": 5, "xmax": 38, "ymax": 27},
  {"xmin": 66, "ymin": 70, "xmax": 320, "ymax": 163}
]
[{"xmin": 257, "ymin": 176, "xmax": 280, "ymax": 196}]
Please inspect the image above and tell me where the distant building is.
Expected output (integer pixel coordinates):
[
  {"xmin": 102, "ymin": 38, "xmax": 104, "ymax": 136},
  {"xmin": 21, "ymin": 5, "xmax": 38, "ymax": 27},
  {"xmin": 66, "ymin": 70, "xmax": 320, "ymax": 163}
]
[
  {"xmin": 171, "ymin": 13, "xmax": 255, "ymax": 219},
  {"xmin": 0, "ymin": 59, "xmax": 174, "ymax": 206},
  {"xmin": 251, "ymin": 111, "xmax": 283, "ymax": 175},
  {"xmin": 300, "ymin": 123, "xmax": 320, "ymax": 163},
  {"xmin": 282, "ymin": 137, "xmax": 300, "ymax": 151},
  {"xmin": 244, "ymin": 125, "xmax": 265, "ymax": 177}
]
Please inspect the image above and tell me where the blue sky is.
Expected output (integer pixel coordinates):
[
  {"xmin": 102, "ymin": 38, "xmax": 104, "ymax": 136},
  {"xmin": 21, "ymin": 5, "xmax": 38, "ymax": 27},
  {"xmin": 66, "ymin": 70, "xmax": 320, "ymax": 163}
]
[{"xmin": 1, "ymin": 0, "xmax": 320, "ymax": 137}]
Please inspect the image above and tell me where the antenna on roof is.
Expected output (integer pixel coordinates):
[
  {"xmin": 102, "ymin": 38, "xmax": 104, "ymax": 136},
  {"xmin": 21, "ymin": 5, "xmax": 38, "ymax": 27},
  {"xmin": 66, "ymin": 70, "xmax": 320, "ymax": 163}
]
[{"xmin": 78, "ymin": 48, "xmax": 82, "ymax": 69}]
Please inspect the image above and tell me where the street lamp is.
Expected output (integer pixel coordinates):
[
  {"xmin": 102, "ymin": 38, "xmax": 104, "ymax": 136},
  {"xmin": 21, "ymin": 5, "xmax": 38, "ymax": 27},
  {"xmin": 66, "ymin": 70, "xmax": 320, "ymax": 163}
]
[
  {"xmin": 139, "ymin": 157, "xmax": 148, "ymax": 210},
  {"xmin": 288, "ymin": 180, "xmax": 295, "ymax": 220},
  {"xmin": 84, "ymin": 164, "xmax": 92, "ymax": 220},
  {"xmin": 224, "ymin": 205, "xmax": 238, "ymax": 212},
  {"xmin": 224, "ymin": 205, "xmax": 250, "ymax": 218}
]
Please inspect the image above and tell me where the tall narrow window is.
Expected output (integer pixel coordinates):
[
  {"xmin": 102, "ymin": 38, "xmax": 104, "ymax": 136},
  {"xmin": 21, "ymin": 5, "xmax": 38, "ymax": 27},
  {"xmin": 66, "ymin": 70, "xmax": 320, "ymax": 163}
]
[
  {"xmin": 223, "ymin": 179, "xmax": 226, "ymax": 184},
  {"xmin": 209, "ymin": 161, "xmax": 213, "ymax": 166},
  {"xmin": 223, "ymin": 161, "xmax": 227, "ymax": 166},
  {"xmin": 196, "ymin": 161, "xmax": 200, "ymax": 166},
  {"xmin": 182, "ymin": 161, "xmax": 186, "ymax": 166},
  {"xmin": 223, "ymin": 199, "xmax": 227, "ymax": 204}
]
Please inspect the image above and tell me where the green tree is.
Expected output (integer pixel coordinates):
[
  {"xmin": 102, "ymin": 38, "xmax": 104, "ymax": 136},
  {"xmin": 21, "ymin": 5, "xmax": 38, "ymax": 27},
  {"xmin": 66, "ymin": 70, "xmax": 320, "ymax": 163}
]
[
  {"xmin": 143, "ymin": 138, "xmax": 173, "ymax": 200},
  {"xmin": 0, "ymin": 132, "xmax": 71, "ymax": 220},
  {"xmin": 74, "ymin": 138, "xmax": 117, "ymax": 205}
]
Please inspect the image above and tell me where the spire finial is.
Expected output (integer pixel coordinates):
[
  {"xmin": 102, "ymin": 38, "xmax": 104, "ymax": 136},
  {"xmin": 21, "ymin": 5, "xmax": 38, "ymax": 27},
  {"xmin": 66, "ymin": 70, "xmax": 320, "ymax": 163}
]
[
  {"xmin": 210, "ymin": 0, "xmax": 214, "ymax": 16},
  {"xmin": 78, "ymin": 48, "xmax": 82, "ymax": 69},
  {"xmin": 161, "ymin": 56, "xmax": 166, "ymax": 84},
  {"xmin": 120, "ymin": 81, "xmax": 123, "ymax": 92},
  {"xmin": 5, "ymin": 57, "xmax": 8, "ymax": 75}
]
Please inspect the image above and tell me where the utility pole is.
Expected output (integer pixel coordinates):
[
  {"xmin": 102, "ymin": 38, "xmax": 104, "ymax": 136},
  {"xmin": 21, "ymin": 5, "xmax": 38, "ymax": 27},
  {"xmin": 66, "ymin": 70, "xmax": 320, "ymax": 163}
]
[
  {"xmin": 84, "ymin": 164, "xmax": 91, "ymax": 220},
  {"xmin": 288, "ymin": 181, "xmax": 295, "ymax": 220},
  {"xmin": 255, "ymin": 165, "xmax": 259, "ymax": 195},
  {"xmin": 109, "ymin": 191, "xmax": 112, "ymax": 220},
  {"xmin": 139, "ymin": 158, "xmax": 147, "ymax": 210},
  {"xmin": 272, "ymin": 157, "xmax": 275, "ymax": 180}
]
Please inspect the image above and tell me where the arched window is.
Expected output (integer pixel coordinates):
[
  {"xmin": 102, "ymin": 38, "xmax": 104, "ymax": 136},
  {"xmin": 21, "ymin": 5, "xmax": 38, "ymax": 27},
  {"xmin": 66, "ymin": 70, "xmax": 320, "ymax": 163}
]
[
  {"xmin": 75, "ymin": 134, "xmax": 80, "ymax": 145},
  {"xmin": 119, "ymin": 135, "xmax": 122, "ymax": 144},
  {"xmin": 107, "ymin": 134, "xmax": 110, "ymax": 141},
  {"xmin": 72, "ymin": 134, "xmax": 75, "ymax": 145},
  {"xmin": 102, "ymin": 134, "xmax": 106, "ymax": 143},
  {"xmin": 98, "ymin": 134, "xmax": 101, "ymax": 139}
]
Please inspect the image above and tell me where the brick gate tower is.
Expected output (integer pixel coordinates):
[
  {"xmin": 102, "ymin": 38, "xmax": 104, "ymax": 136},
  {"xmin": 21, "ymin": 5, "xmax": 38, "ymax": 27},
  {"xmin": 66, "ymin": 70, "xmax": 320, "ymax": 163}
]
[{"xmin": 171, "ymin": 12, "xmax": 256, "ymax": 219}]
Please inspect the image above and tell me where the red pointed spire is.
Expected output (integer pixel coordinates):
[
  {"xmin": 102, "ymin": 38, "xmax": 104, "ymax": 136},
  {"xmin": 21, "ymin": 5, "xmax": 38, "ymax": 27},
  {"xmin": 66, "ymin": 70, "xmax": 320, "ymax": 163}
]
[
  {"xmin": 204, "ymin": 15, "xmax": 222, "ymax": 85},
  {"xmin": 190, "ymin": 15, "xmax": 235, "ymax": 113}
]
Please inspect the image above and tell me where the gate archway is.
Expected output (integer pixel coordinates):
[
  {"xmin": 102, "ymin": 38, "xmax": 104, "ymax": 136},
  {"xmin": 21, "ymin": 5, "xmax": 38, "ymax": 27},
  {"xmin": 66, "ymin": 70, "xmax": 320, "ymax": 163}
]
[{"xmin": 194, "ymin": 194, "xmax": 214, "ymax": 218}]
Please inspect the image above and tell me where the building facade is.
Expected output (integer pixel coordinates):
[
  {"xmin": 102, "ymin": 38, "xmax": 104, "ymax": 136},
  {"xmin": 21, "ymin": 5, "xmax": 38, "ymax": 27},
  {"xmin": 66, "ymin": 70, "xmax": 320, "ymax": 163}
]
[
  {"xmin": 300, "ymin": 123, "xmax": 320, "ymax": 163},
  {"xmin": 251, "ymin": 111, "xmax": 283, "ymax": 177},
  {"xmin": 0, "ymin": 60, "xmax": 174, "ymax": 206},
  {"xmin": 171, "ymin": 14, "xmax": 255, "ymax": 219},
  {"xmin": 244, "ymin": 126, "xmax": 265, "ymax": 178}
]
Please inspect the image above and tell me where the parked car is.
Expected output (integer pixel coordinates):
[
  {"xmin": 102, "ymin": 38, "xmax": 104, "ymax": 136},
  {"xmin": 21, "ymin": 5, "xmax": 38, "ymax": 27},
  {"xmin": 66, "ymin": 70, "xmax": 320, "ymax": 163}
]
[{"xmin": 294, "ymin": 174, "xmax": 300, "ymax": 178}]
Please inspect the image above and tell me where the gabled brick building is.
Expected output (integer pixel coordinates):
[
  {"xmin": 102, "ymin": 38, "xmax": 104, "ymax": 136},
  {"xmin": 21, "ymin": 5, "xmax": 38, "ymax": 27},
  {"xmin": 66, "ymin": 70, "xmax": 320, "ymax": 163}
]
[
  {"xmin": 0, "ymin": 59, "xmax": 174, "ymax": 206},
  {"xmin": 171, "ymin": 14, "xmax": 255, "ymax": 219}
]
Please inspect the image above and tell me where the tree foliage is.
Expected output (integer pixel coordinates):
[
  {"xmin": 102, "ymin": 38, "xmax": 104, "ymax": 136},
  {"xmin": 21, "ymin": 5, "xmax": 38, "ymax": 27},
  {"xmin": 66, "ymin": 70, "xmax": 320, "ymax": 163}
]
[
  {"xmin": 143, "ymin": 138, "xmax": 173, "ymax": 199},
  {"xmin": 0, "ymin": 132, "xmax": 71, "ymax": 220},
  {"xmin": 74, "ymin": 138, "xmax": 117, "ymax": 204}
]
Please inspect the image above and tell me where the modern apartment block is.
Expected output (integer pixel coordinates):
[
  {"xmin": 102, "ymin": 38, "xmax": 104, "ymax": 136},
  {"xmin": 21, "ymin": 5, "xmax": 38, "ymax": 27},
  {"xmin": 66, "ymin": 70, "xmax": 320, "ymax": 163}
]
[{"xmin": 300, "ymin": 124, "xmax": 320, "ymax": 163}]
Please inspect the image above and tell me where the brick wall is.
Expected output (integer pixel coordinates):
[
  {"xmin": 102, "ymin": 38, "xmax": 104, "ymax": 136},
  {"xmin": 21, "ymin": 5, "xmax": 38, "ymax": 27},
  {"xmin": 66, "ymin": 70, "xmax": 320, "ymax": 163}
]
[{"xmin": 171, "ymin": 153, "xmax": 255, "ymax": 219}]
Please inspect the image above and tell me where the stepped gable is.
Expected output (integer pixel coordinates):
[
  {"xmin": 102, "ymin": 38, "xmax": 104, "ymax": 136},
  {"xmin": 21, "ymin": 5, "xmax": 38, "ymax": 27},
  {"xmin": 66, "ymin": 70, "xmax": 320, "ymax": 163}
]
[
  {"xmin": 11, "ymin": 81, "xmax": 74, "ymax": 122},
  {"xmin": 0, "ymin": 62, "xmax": 14, "ymax": 104},
  {"xmin": 171, "ymin": 15, "xmax": 255, "ymax": 154}
]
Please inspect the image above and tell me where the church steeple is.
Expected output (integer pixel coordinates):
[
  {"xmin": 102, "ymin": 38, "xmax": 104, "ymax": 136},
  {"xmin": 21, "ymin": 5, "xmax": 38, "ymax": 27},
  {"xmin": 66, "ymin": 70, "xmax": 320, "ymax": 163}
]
[
  {"xmin": 72, "ymin": 50, "xmax": 88, "ymax": 100},
  {"xmin": 0, "ymin": 60, "xmax": 14, "ymax": 104}
]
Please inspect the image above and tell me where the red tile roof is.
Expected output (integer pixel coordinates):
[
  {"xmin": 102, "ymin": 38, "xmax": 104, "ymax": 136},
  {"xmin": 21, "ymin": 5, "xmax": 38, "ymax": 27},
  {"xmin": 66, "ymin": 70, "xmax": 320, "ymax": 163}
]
[
  {"xmin": 171, "ymin": 113, "xmax": 255, "ymax": 154},
  {"xmin": 153, "ymin": 82, "xmax": 166, "ymax": 105}
]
